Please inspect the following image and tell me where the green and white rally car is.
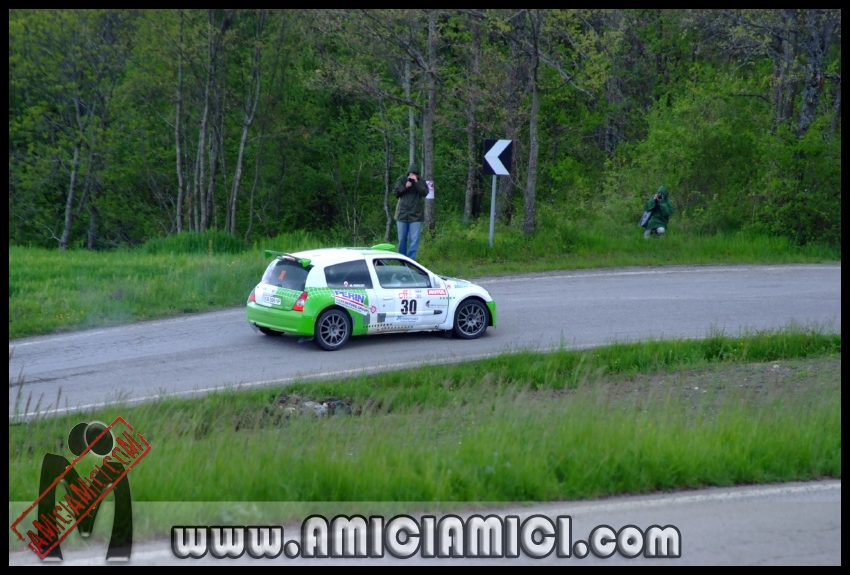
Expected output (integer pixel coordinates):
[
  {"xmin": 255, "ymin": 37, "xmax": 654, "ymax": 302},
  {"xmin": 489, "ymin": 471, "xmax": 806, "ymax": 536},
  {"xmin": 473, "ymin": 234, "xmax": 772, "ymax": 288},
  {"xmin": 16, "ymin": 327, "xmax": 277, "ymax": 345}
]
[{"xmin": 246, "ymin": 244, "xmax": 496, "ymax": 351}]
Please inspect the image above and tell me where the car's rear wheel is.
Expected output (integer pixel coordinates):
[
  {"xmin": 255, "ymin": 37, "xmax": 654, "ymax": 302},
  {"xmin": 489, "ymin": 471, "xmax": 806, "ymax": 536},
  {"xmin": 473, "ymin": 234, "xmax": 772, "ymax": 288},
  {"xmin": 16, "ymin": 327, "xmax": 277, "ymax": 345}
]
[
  {"xmin": 314, "ymin": 308, "xmax": 351, "ymax": 351},
  {"xmin": 258, "ymin": 326, "xmax": 282, "ymax": 336},
  {"xmin": 453, "ymin": 299, "xmax": 488, "ymax": 340}
]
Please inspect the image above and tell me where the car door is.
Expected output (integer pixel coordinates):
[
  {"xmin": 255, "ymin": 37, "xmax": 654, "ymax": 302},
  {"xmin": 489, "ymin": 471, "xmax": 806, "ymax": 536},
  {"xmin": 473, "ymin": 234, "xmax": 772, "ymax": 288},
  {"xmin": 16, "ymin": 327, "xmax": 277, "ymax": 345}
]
[
  {"xmin": 369, "ymin": 258, "xmax": 447, "ymax": 330},
  {"xmin": 322, "ymin": 259, "xmax": 378, "ymax": 335}
]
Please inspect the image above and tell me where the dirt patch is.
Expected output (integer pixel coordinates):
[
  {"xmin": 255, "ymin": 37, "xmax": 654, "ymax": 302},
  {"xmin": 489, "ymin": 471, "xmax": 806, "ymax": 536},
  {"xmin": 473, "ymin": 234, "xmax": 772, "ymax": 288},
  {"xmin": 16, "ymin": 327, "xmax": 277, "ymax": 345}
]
[{"xmin": 274, "ymin": 394, "xmax": 356, "ymax": 417}]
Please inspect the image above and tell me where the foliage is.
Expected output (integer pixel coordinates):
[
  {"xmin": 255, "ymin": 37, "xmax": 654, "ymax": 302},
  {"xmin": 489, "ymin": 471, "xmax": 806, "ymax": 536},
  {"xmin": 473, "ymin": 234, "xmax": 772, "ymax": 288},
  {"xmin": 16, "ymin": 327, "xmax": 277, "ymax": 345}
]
[
  {"xmin": 752, "ymin": 119, "xmax": 842, "ymax": 247},
  {"xmin": 8, "ymin": 9, "xmax": 842, "ymax": 250}
]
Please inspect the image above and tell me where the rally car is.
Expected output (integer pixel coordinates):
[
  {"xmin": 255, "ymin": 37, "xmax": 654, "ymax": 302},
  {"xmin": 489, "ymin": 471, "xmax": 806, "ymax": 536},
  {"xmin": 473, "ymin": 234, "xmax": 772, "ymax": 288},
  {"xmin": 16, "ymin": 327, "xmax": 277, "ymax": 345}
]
[{"xmin": 246, "ymin": 244, "xmax": 496, "ymax": 350}]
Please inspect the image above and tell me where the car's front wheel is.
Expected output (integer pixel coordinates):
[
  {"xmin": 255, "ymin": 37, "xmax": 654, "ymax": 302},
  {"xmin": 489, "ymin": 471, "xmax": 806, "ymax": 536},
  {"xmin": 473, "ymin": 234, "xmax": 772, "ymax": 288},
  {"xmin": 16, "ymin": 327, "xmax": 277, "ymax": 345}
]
[
  {"xmin": 314, "ymin": 308, "xmax": 351, "ymax": 351},
  {"xmin": 453, "ymin": 299, "xmax": 488, "ymax": 339}
]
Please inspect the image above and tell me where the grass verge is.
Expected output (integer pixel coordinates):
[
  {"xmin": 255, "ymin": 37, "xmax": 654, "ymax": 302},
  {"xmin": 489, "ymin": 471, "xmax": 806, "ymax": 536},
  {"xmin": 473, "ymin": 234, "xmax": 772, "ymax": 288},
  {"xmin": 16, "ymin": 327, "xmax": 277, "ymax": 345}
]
[
  {"xmin": 9, "ymin": 224, "xmax": 839, "ymax": 339},
  {"xmin": 10, "ymin": 329, "xmax": 840, "ymax": 505}
]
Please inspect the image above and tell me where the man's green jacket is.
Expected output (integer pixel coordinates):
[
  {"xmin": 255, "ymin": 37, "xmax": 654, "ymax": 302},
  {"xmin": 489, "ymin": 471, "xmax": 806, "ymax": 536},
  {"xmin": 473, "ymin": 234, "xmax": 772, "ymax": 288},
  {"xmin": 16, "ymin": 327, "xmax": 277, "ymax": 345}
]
[{"xmin": 393, "ymin": 164, "xmax": 428, "ymax": 223}]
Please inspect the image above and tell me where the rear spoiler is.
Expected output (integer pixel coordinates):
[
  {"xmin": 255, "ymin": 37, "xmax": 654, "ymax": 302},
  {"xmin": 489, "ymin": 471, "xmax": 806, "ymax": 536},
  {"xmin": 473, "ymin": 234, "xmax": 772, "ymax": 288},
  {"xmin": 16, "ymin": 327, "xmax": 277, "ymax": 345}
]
[{"xmin": 264, "ymin": 250, "xmax": 312, "ymax": 268}]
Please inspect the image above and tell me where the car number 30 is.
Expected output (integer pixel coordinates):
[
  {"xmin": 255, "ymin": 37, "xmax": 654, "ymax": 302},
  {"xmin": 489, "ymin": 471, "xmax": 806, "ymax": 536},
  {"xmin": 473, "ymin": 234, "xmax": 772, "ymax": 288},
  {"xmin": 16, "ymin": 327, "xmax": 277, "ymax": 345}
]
[
  {"xmin": 263, "ymin": 294, "xmax": 282, "ymax": 306},
  {"xmin": 400, "ymin": 299, "xmax": 417, "ymax": 315}
]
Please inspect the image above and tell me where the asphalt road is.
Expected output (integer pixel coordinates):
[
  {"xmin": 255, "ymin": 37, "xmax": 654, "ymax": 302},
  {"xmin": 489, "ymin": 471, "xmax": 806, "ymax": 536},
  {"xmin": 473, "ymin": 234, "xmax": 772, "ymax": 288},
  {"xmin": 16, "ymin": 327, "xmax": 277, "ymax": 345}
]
[
  {"xmin": 8, "ymin": 480, "xmax": 841, "ymax": 565},
  {"xmin": 8, "ymin": 264, "xmax": 841, "ymax": 419}
]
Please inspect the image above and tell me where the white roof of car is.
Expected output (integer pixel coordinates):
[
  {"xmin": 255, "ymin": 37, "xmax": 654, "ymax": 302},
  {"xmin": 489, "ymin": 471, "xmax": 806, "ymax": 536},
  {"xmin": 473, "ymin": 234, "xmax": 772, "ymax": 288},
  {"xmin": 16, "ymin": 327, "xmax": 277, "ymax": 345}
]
[{"xmin": 288, "ymin": 246, "xmax": 403, "ymax": 268}]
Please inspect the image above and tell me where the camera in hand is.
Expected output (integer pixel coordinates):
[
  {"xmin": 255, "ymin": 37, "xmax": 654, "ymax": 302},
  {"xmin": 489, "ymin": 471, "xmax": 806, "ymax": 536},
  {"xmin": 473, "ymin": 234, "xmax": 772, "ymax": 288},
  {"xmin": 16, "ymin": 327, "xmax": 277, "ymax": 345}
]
[{"xmin": 407, "ymin": 177, "xmax": 415, "ymax": 183}]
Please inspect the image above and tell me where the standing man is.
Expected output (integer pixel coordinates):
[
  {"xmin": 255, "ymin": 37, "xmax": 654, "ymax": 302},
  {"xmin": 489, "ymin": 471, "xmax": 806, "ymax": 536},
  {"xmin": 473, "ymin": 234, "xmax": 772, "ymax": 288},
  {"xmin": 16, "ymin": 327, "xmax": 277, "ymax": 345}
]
[
  {"xmin": 643, "ymin": 185, "xmax": 674, "ymax": 239},
  {"xmin": 393, "ymin": 163, "xmax": 429, "ymax": 260}
]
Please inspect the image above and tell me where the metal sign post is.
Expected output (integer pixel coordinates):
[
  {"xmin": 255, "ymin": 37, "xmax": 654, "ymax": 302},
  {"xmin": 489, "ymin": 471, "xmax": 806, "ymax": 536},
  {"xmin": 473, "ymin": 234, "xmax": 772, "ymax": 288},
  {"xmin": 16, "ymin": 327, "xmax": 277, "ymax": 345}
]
[
  {"xmin": 489, "ymin": 176, "xmax": 497, "ymax": 247},
  {"xmin": 482, "ymin": 139, "xmax": 513, "ymax": 247}
]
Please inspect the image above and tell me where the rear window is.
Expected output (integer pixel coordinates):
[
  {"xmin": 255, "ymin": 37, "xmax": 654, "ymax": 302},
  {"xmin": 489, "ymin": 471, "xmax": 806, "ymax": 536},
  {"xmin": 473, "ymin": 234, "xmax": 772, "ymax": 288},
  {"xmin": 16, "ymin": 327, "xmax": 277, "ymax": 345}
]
[
  {"xmin": 261, "ymin": 259, "xmax": 312, "ymax": 291},
  {"xmin": 324, "ymin": 259, "xmax": 373, "ymax": 289}
]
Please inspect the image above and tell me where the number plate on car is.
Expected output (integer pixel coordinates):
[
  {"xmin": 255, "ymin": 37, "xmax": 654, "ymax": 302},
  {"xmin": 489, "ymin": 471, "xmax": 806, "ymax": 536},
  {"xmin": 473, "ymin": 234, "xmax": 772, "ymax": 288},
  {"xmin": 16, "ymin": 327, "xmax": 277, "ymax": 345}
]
[{"xmin": 262, "ymin": 294, "xmax": 282, "ymax": 306}]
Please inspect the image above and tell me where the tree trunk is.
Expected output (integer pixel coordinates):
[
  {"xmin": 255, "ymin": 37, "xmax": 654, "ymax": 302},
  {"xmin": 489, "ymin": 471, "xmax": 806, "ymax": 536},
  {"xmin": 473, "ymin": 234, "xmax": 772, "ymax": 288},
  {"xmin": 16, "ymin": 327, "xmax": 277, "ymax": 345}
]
[
  {"xmin": 198, "ymin": 13, "xmax": 218, "ymax": 231},
  {"xmin": 186, "ymin": 126, "xmax": 197, "ymax": 232},
  {"xmin": 60, "ymin": 91, "xmax": 98, "ymax": 251},
  {"xmin": 423, "ymin": 10, "xmax": 437, "ymax": 237},
  {"xmin": 463, "ymin": 117, "xmax": 477, "ymax": 225},
  {"xmin": 379, "ymin": 99, "xmax": 393, "ymax": 242},
  {"xmin": 797, "ymin": 9, "xmax": 836, "ymax": 137},
  {"xmin": 86, "ymin": 202, "xmax": 97, "ymax": 250},
  {"xmin": 405, "ymin": 60, "xmax": 415, "ymax": 166},
  {"xmin": 498, "ymin": 11, "xmax": 526, "ymax": 225},
  {"xmin": 204, "ymin": 118, "xmax": 218, "ymax": 232},
  {"xmin": 524, "ymin": 84, "xmax": 540, "ymax": 235},
  {"xmin": 523, "ymin": 10, "xmax": 541, "ymax": 235},
  {"xmin": 192, "ymin": 139, "xmax": 203, "ymax": 232},
  {"xmin": 229, "ymin": 114, "xmax": 251, "ymax": 234},
  {"xmin": 175, "ymin": 9, "xmax": 185, "ymax": 233},
  {"xmin": 771, "ymin": 10, "xmax": 798, "ymax": 126},
  {"xmin": 244, "ymin": 136, "xmax": 262, "ymax": 241},
  {"xmin": 59, "ymin": 144, "xmax": 82, "ymax": 251},
  {"xmin": 463, "ymin": 16, "xmax": 480, "ymax": 224},
  {"xmin": 229, "ymin": 13, "xmax": 263, "ymax": 236},
  {"xmin": 830, "ymin": 71, "xmax": 841, "ymax": 136},
  {"xmin": 78, "ymin": 134, "xmax": 98, "ymax": 249}
]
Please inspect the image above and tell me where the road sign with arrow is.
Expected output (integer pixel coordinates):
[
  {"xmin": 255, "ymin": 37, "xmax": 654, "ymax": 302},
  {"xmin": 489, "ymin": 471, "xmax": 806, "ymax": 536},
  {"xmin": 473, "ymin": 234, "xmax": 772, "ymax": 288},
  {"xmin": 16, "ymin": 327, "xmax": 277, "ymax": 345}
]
[
  {"xmin": 482, "ymin": 139, "xmax": 514, "ymax": 246},
  {"xmin": 482, "ymin": 139, "xmax": 513, "ymax": 176}
]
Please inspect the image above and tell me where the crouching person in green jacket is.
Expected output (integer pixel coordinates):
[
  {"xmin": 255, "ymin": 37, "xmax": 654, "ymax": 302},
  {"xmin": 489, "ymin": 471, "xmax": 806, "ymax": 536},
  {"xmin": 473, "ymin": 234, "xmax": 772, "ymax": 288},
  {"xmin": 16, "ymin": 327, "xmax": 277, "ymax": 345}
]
[{"xmin": 643, "ymin": 185, "xmax": 674, "ymax": 239}]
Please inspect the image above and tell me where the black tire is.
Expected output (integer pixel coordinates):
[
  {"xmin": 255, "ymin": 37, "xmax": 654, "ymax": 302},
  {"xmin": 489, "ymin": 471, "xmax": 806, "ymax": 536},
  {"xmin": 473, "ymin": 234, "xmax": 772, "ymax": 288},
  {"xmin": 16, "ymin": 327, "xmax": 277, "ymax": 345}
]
[
  {"xmin": 314, "ymin": 308, "xmax": 352, "ymax": 351},
  {"xmin": 258, "ymin": 326, "xmax": 282, "ymax": 336},
  {"xmin": 452, "ymin": 299, "xmax": 488, "ymax": 340}
]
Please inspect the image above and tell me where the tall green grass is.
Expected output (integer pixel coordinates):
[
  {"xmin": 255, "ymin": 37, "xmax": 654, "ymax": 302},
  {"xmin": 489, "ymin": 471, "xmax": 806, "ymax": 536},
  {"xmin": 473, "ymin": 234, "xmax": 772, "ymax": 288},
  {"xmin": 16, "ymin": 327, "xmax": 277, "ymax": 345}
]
[
  {"xmin": 8, "ymin": 363, "xmax": 840, "ymax": 503},
  {"xmin": 8, "ymin": 232, "xmax": 332, "ymax": 339},
  {"xmin": 140, "ymin": 230, "xmax": 249, "ymax": 255},
  {"xmin": 9, "ymin": 330, "xmax": 841, "ymax": 502},
  {"xmin": 8, "ymin": 247, "xmax": 264, "ymax": 338},
  {"xmin": 9, "ymin": 224, "xmax": 839, "ymax": 339},
  {"xmin": 418, "ymin": 219, "xmax": 840, "ymax": 277}
]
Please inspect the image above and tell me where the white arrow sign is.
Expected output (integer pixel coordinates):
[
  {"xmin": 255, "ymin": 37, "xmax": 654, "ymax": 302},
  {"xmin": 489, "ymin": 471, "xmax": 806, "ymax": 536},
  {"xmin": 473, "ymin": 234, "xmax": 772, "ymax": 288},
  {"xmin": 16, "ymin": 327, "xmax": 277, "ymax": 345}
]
[{"xmin": 484, "ymin": 139, "xmax": 512, "ymax": 176}]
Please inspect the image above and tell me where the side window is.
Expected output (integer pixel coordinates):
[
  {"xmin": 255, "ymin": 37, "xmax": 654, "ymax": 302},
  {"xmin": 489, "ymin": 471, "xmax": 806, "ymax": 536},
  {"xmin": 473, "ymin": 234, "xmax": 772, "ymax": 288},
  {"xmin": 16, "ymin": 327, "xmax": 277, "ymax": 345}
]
[
  {"xmin": 372, "ymin": 259, "xmax": 431, "ymax": 289},
  {"xmin": 324, "ymin": 260, "xmax": 373, "ymax": 289}
]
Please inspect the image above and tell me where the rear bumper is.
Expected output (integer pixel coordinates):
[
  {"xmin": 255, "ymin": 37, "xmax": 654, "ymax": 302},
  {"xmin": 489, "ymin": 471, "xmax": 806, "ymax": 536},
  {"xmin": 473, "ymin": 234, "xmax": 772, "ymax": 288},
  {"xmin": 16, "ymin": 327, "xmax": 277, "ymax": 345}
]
[
  {"xmin": 246, "ymin": 302, "xmax": 315, "ymax": 336},
  {"xmin": 486, "ymin": 301, "xmax": 497, "ymax": 328}
]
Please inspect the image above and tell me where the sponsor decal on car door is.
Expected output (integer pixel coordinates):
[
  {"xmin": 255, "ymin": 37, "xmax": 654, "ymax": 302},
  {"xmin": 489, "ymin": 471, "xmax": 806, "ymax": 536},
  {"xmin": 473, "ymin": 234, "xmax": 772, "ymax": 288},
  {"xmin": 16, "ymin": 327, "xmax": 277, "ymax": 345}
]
[
  {"xmin": 331, "ymin": 288, "xmax": 378, "ymax": 332},
  {"xmin": 372, "ymin": 280, "xmax": 448, "ymax": 331},
  {"xmin": 422, "ymin": 285, "xmax": 449, "ymax": 327}
]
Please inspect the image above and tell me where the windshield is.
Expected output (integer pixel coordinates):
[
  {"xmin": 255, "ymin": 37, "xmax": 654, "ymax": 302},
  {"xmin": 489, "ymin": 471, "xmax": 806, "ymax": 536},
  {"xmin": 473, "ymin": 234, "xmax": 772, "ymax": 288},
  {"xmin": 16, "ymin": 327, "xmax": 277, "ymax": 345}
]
[{"xmin": 261, "ymin": 259, "xmax": 312, "ymax": 290}]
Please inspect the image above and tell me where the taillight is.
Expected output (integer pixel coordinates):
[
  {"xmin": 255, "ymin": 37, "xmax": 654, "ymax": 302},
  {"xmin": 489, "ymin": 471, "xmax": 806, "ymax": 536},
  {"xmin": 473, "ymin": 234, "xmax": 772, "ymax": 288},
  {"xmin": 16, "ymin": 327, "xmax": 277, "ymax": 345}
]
[
  {"xmin": 292, "ymin": 291, "xmax": 308, "ymax": 312},
  {"xmin": 248, "ymin": 288, "xmax": 256, "ymax": 303}
]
